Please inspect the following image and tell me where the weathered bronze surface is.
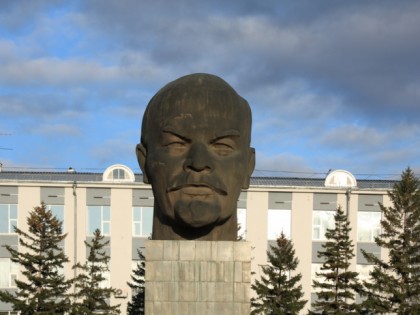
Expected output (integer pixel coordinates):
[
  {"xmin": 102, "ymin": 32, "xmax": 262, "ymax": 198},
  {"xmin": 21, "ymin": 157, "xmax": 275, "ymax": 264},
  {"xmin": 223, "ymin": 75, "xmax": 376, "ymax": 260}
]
[{"xmin": 136, "ymin": 73, "xmax": 255, "ymax": 240}]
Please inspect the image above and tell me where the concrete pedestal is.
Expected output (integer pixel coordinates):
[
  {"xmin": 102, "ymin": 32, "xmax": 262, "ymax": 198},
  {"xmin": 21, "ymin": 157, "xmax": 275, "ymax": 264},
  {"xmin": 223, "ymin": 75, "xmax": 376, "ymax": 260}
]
[{"xmin": 145, "ymin": 240, "xmax": 251, "ymax": 315}]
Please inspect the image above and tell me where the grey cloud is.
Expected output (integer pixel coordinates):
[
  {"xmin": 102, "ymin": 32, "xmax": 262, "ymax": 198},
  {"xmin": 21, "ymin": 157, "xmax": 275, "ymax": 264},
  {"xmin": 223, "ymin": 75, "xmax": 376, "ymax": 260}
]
[
  {"xmin": 36, "ymin": 123, "xmax": 82, "ymax": 137},
  {"xmin": 254, "ymin": 152, "xmax": 315, "ymax": 177},
  {"xmin": 373, "ymin": 148, "xmax": 419, "ymax": 168},
  {"xmin": 389, "ymin": 123, "xmax": 420, "ymax": 140},
  {"xmin": 1, "ymin": 0, "xmax": 419, "ymax": 175},
  {"xmin": 320, "ymin": 125, "xmax": 387, "ymax": 152},
  {"xmin": 0, "ymin": 0, "xmax": 63, "ymax": 32},
  {"xmin": 248, "ymin": 79, "xmax": 342, "ymax": 120},
  {"xmin": 6, "ymin": 0, "xmax": 418, "ymax": 126},
  {"xmin": 0, "ymin": 58, "xmax": 122, "ymax": 87},
  {"xmin": 79, "ymin": 0, "xmax": 420, "ymax": 124},
  {"xmin": 0, "ymin": 93, "xmax": 86, "ymax": 119},
  {"xmin": 0, "ymin": 40, "xmax": 19, "ymax": 64},
  {"xmin": 89, "ymin": 138, "xmax": 137, "ymax": 167},
  {"xmin": 312, "ymin": 121, "xmax": 420, "ymax": 175}
]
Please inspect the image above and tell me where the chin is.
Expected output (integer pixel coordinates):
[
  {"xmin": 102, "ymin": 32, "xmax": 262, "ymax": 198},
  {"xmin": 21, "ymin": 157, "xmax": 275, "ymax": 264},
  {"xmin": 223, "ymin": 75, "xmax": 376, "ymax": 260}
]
[{"xmin": 173, "ymin": 199, "xmax": 222, "ymax": 228}]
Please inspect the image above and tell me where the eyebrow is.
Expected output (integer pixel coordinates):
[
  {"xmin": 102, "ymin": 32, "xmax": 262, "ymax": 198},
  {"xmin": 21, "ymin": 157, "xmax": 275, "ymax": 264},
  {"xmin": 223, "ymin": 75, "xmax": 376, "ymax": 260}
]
[
  {"xmin": 162, "ymin": 127, "xmax": 240, "ymax": 141},
  {"xmin": 214, "ymin": 129, "xmax": 241, "ymax": 139},
  {"xmin": 162, "ymin": 129, "xmax": 191, "ymax": 142}
]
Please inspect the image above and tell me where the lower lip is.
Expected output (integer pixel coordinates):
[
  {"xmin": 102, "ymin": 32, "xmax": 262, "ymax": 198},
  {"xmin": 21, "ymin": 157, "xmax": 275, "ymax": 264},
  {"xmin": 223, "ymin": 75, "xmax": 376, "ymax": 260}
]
[{"xmin": 180, "ymin": 186, "xmax": 214, "ymax": 196}]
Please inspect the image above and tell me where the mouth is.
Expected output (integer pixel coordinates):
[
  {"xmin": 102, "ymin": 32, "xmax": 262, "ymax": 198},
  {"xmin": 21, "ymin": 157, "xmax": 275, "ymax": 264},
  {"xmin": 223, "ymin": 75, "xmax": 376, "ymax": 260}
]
[
  {"xmin": 167, "ymin": 184, "xmax": 227, "ymax": 196},
  {"xmin": 181, "ymin": 185, "xmax": 214, "ymax": 197}
]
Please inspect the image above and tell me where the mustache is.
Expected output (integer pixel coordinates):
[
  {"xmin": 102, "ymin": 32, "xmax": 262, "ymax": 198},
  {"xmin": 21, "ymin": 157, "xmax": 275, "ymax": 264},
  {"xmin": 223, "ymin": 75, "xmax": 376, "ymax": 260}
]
[{"xmin": 166, "ymin": 174, "xmax": 227, "ymax": 196}]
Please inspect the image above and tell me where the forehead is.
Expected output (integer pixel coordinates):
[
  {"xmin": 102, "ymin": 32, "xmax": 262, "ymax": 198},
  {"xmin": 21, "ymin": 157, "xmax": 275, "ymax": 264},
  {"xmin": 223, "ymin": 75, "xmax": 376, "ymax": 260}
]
[{"xmin": 147, "ymin": 88, "xmax": 250, "ymax": 135}]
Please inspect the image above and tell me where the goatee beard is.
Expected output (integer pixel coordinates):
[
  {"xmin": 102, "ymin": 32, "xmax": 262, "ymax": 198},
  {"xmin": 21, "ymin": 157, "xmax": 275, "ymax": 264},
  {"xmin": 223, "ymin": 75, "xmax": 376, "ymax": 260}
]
[{"xmin": 174, "ymin": 199, "xmax": 221, "ymax": 229}]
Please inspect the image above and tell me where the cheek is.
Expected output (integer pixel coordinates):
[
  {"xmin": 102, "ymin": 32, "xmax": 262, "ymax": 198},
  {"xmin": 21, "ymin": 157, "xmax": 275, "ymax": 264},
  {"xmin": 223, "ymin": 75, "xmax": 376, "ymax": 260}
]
[
  {"xmin": 219, "ymin": 159, "xmax": 247, "ymax": 193},
  {"xmin": 148, "ymin": 150, "xmax": 185, "ymax": 170},
  {"xmin": 219, "ymin": 156, "xmax": 248, "ymax": 178},
  {"xmin": 147, "ymin": 151, "xmax": 171, "ymax": 172}
]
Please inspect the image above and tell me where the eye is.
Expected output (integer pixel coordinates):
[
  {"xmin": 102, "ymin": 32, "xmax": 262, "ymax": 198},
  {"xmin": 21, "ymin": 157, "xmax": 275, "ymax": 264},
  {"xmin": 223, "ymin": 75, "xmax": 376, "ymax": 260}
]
[
  {"xmin": 161, "ymin": 133, "xmax": 189, "ymax": 154},
  {"xmin": 164, "ymin": 141, "xmax": 188, "ymax": 155},
  {"xmin": 166, "ymin": 141, "xmax": 187, "ymax": 148},
  {"xmin": 211, "ymin": 139, "xmax": 235, "ymax": 156}
]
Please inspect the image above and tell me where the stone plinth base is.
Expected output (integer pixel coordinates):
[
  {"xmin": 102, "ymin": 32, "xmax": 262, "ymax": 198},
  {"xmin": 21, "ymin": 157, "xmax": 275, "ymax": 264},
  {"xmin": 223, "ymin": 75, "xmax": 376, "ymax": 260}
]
[{"xmin": 145, "ymin": 240, "xmax": 251, "ymax": 315}]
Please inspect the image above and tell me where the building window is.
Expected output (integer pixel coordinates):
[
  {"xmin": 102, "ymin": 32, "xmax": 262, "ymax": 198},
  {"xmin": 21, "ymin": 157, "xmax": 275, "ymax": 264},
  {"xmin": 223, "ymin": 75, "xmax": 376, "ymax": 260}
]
[
  {"xmin": 357, "ymin": 212, "xmax": 381, "ymax": 242},
  {"xmin": 113, "ymin": 168, "xmax": 126, "ymax": 180},
  {"xmin": 131, "ymin": 260, "xmax": 145, "ymax": 297},
  {"xmin": 88, "ymin": 206, "xmax": 110, "ymax": 236},
  {"xmin": 237, "ymin": 208, "xmax": 247, "ymax": 240},
  {"xmin": 132, "ymin": 259, "xmax": 145, "ymax": 278},
  {"xmin": 267, "ymin": 209, "xmax": 291, "ymax": 240},
  {"xmin": 356, "ymin": 264, "xmax": 374, "ymax": 284},
  {"xmin": 132, "ymin": 207, "xmax": 153, "ymax": 237},
  {"xmin": 47, "ymin": 205, "xmax": 64, "ymax": 224},
  {"xmin": 0, "ymin": 258, "xmax": 18, "ymax": 288},
  {"xmin": 0, "ymin": 204, "xmax": 17, "ymax": 234},
  {"xmin": 99, "ymin": 265, "xmax": 111, "ymax": 288},
  {"xmin": 312, "ymin": 210, "xmax": 335, "ymax": 241},
  {"xmin": 103, "ymin": 164, "xmax": 135, "ymax": 182},
  {"xmin": 311, "ymin": 263, "xmax": 324, "ymax": 292}
]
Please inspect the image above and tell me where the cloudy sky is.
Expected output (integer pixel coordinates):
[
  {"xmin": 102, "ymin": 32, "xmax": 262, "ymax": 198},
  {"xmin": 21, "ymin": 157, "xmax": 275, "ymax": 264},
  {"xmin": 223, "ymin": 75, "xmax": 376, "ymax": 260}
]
[{"xmin": 1, "ymin": 0, "xmax": 419, "ymax": 179}]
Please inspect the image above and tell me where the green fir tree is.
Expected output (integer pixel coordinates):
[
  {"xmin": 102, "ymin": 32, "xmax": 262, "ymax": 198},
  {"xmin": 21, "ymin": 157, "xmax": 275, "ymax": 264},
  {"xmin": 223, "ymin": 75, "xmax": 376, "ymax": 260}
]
[
  {"xmin": 361, "ymin": 167, "xmax": 420, "ymax": 314},
  {"xmin": 311, "ymin": 206, "xmax": 361, "ymax": 314},
  {"xmin": 237, "ymin": 223, "xmax": 246, "ymax": 241},
  {"xmin": 251, "ymin": 231, "xmax": 307, "ymax": 314},
  {"xmin": 70, "ymin": 229, "xmax": 120, "ymax": 315},
  {"xmin": 127, "ymin": 250, "xmax": 145, "ymax": 315},
  {"xmin": 0, "ymin": 202, "xmax": 72, "ymax": 314}
]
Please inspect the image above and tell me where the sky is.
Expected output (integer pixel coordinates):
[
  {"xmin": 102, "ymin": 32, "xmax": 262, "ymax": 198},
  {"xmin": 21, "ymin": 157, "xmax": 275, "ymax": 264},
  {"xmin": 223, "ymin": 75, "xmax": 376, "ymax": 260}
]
[{"xmin": 0, "ymin": 0, "xmax": 419, "ymax": 180}]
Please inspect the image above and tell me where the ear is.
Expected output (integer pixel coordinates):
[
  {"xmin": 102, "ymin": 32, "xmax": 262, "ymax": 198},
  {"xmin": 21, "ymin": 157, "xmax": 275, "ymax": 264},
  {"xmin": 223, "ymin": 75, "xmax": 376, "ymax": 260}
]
[
  {"xmin": 136, "ymin": 143, "xmax": 149, "ymax": 184},
  {"xmin": 242, "ymin": 147, "xmax": 255, "ymax": 189}
]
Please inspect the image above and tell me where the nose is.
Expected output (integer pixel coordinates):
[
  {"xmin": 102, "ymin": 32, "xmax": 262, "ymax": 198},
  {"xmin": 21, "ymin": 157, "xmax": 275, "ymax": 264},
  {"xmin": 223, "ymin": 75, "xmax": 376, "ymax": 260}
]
[{"xmin": 184, "ymin": 143, "xmax": 214, "ymax": 173}]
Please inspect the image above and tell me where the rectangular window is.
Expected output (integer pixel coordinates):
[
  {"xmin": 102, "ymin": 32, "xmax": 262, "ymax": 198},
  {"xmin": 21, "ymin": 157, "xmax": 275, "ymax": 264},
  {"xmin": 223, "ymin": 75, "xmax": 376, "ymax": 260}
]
[
  {"xmin": 0, "ymin": 204, "xmax": 18, "ymax": 234},
  {"xmin": 0, "ymin": 258, "xmax": 18, "ymax": 288},
  {"xmin": 358, "ymin": 195, "xmax": 382, "ymax": 211},
  {"xmin": 88, "ymin": 206, "xmax": 111, "ymax": 236},
  {"xmin": 267, "ymin": 192, "xmax": 292, "ymax": 240},
  {"xmin": 312, "ymin": 210, "xmax": 335, "ymax": 240},
  {"xmin": 99, "ymin": 264, "xmax": 111, "ymax": 289},
  {"xmin": 47, "ymin": 204, "xmax": 64, "ymax": 224},
  {"xmin": 311, "ymin": 263, "xmax": 324, "ymax": 292},
  {"xmin": 132, "ymin": 207, "xmax": 153, "ymax": 237},
  {"xmin": 267, "ymin": 209, "xmax": 291, "ymax": 240},
  {"xmin": 113, "ymin": 168, "xmax": 126, "ymax": 180},
  {"xmin": 237, "ymin": 208, "xmax": 247, "ymax": 240},
  {"xmin": 357, "ymin": 212, "xmax": 381, "ymax": 242},
  {"xmin": 356, "ymin": 264, "xmax": 374, "ymax": 284}
]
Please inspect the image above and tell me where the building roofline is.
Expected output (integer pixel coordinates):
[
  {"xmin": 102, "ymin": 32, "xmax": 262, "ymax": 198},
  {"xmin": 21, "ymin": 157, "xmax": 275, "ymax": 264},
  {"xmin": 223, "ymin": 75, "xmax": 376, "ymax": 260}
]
[{"xmin": 0, "ymin": 170, "xmax": 398, "ymax": 189}]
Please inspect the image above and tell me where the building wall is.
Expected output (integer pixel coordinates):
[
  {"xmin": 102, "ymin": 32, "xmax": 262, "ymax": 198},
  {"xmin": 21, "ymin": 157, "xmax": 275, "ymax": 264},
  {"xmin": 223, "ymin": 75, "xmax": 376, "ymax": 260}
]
[
  {"xmin": 0, "ymin": 171, "xmax": 391, "ymax": 314},
  {"xmin": 292, "ymin": 191, "xmax": 313, "ymax": 306}
]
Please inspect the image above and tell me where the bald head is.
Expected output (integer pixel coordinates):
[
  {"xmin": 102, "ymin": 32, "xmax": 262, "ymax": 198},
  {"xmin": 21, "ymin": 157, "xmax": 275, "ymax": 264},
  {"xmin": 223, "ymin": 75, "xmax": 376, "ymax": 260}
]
[
  {"xmin": 136, "ymin": 73, "xmax": 255, "ymax": 240},
  {"xmin": 141, "ymin": 73, "xmax": 252, "ymax": 148}
]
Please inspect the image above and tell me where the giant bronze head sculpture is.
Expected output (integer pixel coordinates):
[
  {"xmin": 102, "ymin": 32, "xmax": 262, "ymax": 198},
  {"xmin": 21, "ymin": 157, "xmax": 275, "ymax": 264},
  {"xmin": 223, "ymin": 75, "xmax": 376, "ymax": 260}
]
[{"xmin": 136, "ymin": 73, "xmax": 255, "ymax": 240}]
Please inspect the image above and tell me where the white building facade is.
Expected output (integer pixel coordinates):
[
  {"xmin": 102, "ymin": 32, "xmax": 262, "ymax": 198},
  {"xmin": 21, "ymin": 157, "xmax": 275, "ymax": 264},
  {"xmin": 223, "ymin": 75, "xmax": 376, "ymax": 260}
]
[{"xmin": 0, "ymin": 165, "xmax": 395, "ymax": 314}]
